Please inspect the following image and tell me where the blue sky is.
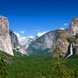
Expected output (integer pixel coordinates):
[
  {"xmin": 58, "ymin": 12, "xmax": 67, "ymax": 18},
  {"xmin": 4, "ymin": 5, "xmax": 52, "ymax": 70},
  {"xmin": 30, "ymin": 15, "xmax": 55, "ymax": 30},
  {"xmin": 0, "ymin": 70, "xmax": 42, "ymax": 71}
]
[{"xmin": 0, "ymin": 0, "xmax": 78, "ymax": 37}]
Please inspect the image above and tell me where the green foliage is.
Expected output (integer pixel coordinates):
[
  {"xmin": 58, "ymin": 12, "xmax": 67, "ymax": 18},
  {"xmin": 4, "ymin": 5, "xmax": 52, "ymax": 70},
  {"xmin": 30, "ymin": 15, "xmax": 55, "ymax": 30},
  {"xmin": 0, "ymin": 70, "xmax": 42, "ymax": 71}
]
[
  {"xmin": 5, "ymin": 51, "xmax": 78, "ymax": 78},
  {"xmin": 0, "ymin": 54, "xmax": 9, "ymax": 78},
  {"xmin": 66, "ymin": 34, "xmax": 78, "ymax": 43},
  {"xmin": 54, "ymin": 46, "xmax": 60, "ymax": 54},
  {"xmin": 75, "ymin": 34, "xmax": 78, "ymax": 39},
  {"xmin": 66, "ymin": 37, "xmax": 75, "ymax": 43},
  {"xmin": 30, "ymin": 48, "xmax": 50, "ymax": 56},
  {"xmin": 55, "ymin": 30, "xmax": 63, "ymax": 39},
  {"xmin": 16, "ymin": 48, "xmax": 19, "ymax": 50},
  {"xmin": 53, "ymin": 46, "xmax": 61, "ymax": 57},
  {"xmin": 51, "ymin": 61, "xmax": 76, "ymax": 78},
  {"xmin": 0, "ymin": 49, "xmax": 78, "ymax": 78},
  {"xmin": 36, "ymin": 36, "xmax": 44, "ymax": 43},
  {"xmin": 13, "ymin": 49, "xmax": 26, "ymax": 58}
]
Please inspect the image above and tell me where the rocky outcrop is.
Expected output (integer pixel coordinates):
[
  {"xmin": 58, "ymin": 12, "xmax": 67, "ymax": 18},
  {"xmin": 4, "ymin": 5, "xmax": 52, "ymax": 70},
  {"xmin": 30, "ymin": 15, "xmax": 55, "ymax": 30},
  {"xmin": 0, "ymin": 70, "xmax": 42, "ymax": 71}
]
[
  {"xmin": 9, "ymin": 30, "xmax": 19, "ymax": 48},
  {"xmin": 9, "ymin": 30, "xmax": 28, "ymax": 55},
  {"xmin": 52, "ymin": 18, "xmax": 78, "ymax": 56},
  {"xmin": 53, "ymin": 31, "xmax": 73, "ymax": 56},
  {"xmin": 68, "ymin": 18, "xmax": 78, "ymax": 35},
  {"xmin": 0, "ymin": 16, "xmax": 14, "ymax": 55}
]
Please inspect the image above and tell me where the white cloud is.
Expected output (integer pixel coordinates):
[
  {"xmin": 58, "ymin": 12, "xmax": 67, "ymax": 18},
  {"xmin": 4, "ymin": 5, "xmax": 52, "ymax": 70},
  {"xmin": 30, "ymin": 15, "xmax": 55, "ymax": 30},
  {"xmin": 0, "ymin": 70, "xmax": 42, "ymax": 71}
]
[
  {"xmin": 14, "ymin": 30, "xmax": 49, "ymax": 41},
  {"xmin": 14, "ymin": 30, "xmax": 50, "ymax": 49},
  {"xmin": 59, "ymin": 28, "xmax": 65, "ymax": 30},
  {"xmin": 37, "ymin": 30, "xmax": 49, "ymax": 37},
  {"xmin": 29, "ymin": 36, "xmax": 34, "ymax": 38},
  {"xmin": 64, "ymin": 23, "xmax": 68, "ymax": 26},
  {"xmin": 20, "ymin": 31, "xmax": 25, "ymax": 34}
]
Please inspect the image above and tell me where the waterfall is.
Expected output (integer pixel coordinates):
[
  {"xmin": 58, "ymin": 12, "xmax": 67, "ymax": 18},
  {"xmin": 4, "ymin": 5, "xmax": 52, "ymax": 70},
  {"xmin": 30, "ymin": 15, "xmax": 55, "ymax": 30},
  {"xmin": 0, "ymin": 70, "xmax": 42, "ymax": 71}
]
[{"xmin": 66, "ymin": 44, "xmax": 73, "ymax": 58}]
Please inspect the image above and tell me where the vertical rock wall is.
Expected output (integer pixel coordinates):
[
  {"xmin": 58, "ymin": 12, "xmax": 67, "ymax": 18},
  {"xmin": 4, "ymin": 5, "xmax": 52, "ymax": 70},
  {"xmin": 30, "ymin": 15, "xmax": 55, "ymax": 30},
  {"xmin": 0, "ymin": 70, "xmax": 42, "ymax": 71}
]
[{"xmin": 0, "ymin": 16, "xmax": 14, "ymax": 55}]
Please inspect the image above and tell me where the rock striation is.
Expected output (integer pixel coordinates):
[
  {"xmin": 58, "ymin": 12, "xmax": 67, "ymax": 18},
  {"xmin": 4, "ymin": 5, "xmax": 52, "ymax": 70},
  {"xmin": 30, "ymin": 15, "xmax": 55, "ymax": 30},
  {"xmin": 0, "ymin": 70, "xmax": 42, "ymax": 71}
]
[
  {"xmin": 9, "ymin": 30, "xmax": 19, "ymax": 49},
  {"xmin": 26, "ymin": 31, "xmax": 57, "ymax": 54},
  {"xmin": 9, "ymin": 30, "xmax": 28, "ymax": 55},
  {"xmin": 0, "ymin": 16, "xmax": 14, "ymax": 55}
]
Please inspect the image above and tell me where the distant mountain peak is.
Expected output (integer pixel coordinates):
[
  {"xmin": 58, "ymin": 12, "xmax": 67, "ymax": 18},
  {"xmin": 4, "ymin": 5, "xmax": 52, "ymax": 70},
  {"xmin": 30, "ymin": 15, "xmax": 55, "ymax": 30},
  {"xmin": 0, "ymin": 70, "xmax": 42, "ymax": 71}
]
[
  {"xmin": 68, "ymin": 17, "xmax": 78, "ymax": 35},
  {"xmin": 59, "ymin": 28, "xmax": 65, "ymax": 30},
  {"xmin": 72, "ymin": 18, "xmax": 78, "ymax": 22}
]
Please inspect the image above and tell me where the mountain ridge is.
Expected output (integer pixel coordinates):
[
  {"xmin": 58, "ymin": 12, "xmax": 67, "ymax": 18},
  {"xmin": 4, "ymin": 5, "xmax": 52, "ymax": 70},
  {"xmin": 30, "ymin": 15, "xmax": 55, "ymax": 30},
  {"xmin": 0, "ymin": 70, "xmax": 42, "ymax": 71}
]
[
  {"xmin": 26, "ymin": 18, "xmax": 78, "ymax": 56},
  {"xmin": 0, "ymin": 16, "xmax": 78, "ymax": 57}
]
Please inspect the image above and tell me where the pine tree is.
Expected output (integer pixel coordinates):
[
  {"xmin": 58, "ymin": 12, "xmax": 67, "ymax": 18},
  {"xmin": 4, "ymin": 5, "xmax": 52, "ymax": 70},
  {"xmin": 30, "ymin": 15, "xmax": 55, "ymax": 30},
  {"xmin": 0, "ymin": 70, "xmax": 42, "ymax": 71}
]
[{"xmin": 0, "ymin": 54, "xmax": 9, "ymax": 78}]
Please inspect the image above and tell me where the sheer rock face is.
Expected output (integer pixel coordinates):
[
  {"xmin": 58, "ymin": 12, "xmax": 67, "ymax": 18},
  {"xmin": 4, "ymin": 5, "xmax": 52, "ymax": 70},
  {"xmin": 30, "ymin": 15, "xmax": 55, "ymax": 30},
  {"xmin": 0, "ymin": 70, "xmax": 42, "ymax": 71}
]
[
  {"xmin": 9, "ymin": 30, "xmax": 19, "ymax": 49},
  {"xmin": 32, "ymin": 32, "xmax": 56, "ymax": 50},
  {"xmin": 52, "ymin": 31, "xmax": 73, "ymax": 56},
  {"xmin": 9, "ymin": 30, "xmax": 28, "ymax": 55},
  {"xmin": 68, "ymin": 18, "xmax": 78, "ymax": 35},
  {"xmin": 53, "ymin": 18, "xmax": 78, "ymax": 56},
  {"xmin": 0, "ymin": 16, "xmax": 14, "ymax": 55}
]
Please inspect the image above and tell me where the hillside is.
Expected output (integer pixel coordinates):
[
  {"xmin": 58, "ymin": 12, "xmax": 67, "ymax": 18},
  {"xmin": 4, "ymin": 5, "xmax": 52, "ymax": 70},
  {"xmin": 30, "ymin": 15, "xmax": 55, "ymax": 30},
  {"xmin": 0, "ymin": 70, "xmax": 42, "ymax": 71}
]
[{"xmin": 26, "ymin": 31, "xmax": 56, "ymax": 54}]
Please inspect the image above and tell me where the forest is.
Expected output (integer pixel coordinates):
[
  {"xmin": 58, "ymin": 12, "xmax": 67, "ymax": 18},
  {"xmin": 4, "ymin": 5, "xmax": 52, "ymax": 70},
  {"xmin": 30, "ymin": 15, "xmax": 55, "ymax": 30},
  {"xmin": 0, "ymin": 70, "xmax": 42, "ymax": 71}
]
[{"xmin": 0, "ymin": 50, "xmax": 78, "ymax": 78}]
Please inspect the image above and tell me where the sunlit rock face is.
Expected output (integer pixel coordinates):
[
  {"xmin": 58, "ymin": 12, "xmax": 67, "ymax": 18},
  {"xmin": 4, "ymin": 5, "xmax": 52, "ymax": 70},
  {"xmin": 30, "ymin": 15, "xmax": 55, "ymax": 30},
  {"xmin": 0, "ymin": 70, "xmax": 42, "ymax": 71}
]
[
  {"xmin": 51, "ymin": 31, "xmax": 72, "ymax": 57},
  {"xmin": 0, "ymin": 16, "xmax": 14, "ymax": 55},
  {"xmin": 68, "ymin": 18, "xmax": 78, "ymax": 35},
  {"xmin": 26, "ymin": 31, "xmax": 57, "ymax": 54},
  {"xmin": 52, "ymin": 18, "xmax": 78, "ymax": 56}
]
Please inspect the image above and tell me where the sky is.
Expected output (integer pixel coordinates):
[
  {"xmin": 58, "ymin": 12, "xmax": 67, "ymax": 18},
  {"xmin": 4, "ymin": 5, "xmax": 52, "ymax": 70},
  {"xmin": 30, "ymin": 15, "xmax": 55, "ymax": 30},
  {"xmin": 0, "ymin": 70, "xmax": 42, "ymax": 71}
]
[{"xmin": 0, "ymin": 0, "xmax": 78, "ymax": 37}]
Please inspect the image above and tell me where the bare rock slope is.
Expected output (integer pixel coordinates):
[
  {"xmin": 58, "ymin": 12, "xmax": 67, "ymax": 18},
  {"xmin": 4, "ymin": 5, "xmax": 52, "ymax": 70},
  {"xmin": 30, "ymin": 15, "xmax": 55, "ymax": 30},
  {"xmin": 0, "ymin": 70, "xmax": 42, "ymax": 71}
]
[{"xmin": 0, "ymin": 16, "xmax": 14, "ymax": 55}]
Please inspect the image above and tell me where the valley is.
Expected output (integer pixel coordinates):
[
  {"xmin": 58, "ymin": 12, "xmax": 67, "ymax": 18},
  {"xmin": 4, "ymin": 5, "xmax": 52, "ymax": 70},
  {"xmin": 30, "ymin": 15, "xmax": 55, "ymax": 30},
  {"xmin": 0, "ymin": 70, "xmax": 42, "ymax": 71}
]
[
  {"xmin": 1, "ymin": 50, "xmax": 78, "ymax": 78},
  {"xmin": 0, "ymin": 16, "xmax": 78, "ymax": 78},
  {"xmin": 0, "ymin": 0, "xmax": 78, "ymax": 78}
]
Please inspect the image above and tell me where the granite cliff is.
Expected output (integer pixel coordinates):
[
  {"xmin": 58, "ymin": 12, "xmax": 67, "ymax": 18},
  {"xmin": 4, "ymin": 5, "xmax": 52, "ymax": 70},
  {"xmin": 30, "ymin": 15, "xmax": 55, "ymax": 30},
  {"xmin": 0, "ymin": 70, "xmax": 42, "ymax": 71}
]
[
  {"xmin": 0, "ymin": 16, "xmax": 27, "ymax": 56},
  {"xmin": 9, "ymin": 30, "xmax": 28, "ymax": 55},
  {"xmin": 68, "ymin": 18, "xmax": 78, "ymax": 35},
  {"xmin": 0, "ymin": 16, "xmax": 14, "ymax": 55}
]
